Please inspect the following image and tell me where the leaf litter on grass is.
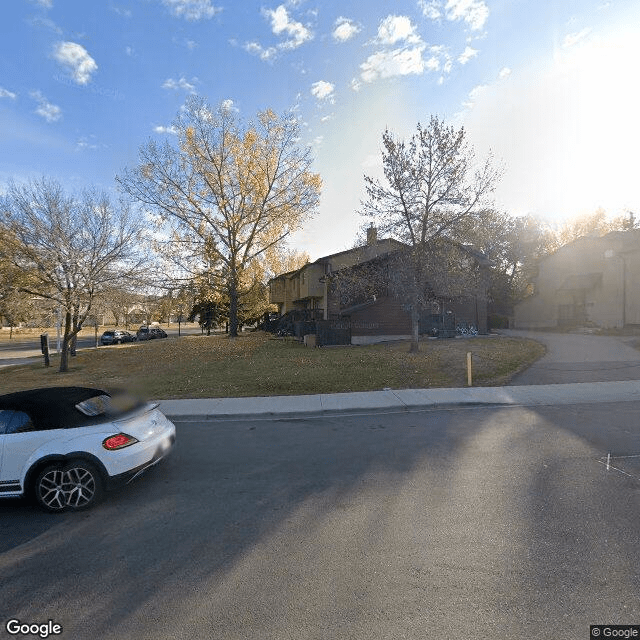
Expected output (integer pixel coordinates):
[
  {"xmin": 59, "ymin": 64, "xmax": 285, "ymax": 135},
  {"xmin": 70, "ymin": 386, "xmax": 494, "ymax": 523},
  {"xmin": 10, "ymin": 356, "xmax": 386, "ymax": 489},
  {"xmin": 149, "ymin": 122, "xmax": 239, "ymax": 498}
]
[{"xmin": 0, "ymin": 332, "xmax": 544, "ymax": 398}]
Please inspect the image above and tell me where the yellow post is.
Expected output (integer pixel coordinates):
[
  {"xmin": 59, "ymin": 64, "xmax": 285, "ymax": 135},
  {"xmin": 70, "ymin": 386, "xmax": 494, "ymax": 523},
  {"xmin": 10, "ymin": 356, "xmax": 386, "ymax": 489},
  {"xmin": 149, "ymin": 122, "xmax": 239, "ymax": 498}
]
[{"xmin": 467, "ymin": 351, "xmax": 473, "ymax": 386}]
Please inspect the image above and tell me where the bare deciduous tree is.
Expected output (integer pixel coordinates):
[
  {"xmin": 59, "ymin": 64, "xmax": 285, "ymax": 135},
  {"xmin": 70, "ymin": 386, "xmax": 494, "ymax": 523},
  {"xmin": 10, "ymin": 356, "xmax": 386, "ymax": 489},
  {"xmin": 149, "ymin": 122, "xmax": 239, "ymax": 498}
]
[
  {"xmin": 1, "ymin": 178, "xmax": 147, "ymax": 372},
  {"xmin": 360, "ymin": 116, "xmax": 501, "ymax": 351}
]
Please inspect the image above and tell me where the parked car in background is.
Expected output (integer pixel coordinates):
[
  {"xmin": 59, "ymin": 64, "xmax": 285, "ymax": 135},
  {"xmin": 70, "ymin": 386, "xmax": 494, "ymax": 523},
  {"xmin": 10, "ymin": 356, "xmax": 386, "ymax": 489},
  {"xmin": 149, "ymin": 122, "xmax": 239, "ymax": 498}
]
[
  {"xmin": 100, "ymin": 330, "xmax": 136, "ymax": 346},
  {"xmin": 136, "ymin": 326, "xmax": 168, "ymax": 341},
  {"xmin": 0, "ymin": 387, "xmax": 176, "ymax": 512}
]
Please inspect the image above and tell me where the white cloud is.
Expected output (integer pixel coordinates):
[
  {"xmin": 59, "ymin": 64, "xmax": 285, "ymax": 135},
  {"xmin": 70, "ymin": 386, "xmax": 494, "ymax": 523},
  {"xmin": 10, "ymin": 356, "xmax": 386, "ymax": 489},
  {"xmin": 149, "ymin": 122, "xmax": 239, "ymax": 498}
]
[
  {"xmin": 76, "ymin": 136, "xmax": 99, "ymax": 150},
  {"xmin": 357, "ymin": 14, "xmax": 443, "ymax": 84},
  {"xmin": 418, "ymin": 0, "xmax": 441, "ymax": 20},
  {"xmin": 445, "ymin": 0, "xmax": 489, "ymax": 31},
  {"xmin": 111, "ymin": 5, "xmax": 132, "ymax": 17},
  {"xmin": 33, "ymin": 0, "xmax": 53, "ymax": 8},
  {"xmin": 461, "ymin": 83, "xmax": 488, "ymax": 109},
  {"xmin": 333, "ymin": 17, "xmax": 360, "ymax": 42},
  {"xmin": 246, "ymin": 5, "xmax": 312, "ymax": 62},
  {"xmin": 425, "ymin": 55, "xmax": 441, "ymax": 71},
  {"xmin": 220, "ymin": 98, "xmax": 238, "ymax": 112},
  {"xmin": 360, "ymin": 45, "xmax": 428, "ymax": 83},
  {"xmin": 30, "ymin": 91, "xmax": 62, "ymax": 122},
  {"xmin": 53, "ymin": 41, "xmax": 97, "ymax": 85},
  {"xmin": 311, "ymin": 80, "xmax": 335, "ymax": 101},
  {"xmin": 499, "ymin": 66, "xmax": 511, "ymax": 78},
  {"xmin": 161, "ymin": 0, "xmax": 221, "ymax": 21},
  {"xmin": 430, "ymin": 44, "xmax": 453, "ymax": 76},
  {"xmin": 424, "ymin": 0, "xmax": 489, "ymax": 31},
  {"xmin": 359, "ymin": 40, "xmax": 453, "ymax": 85},
  {"xmin": 263, "ymin": 5, "xmax": 312, "ymax": 49},
  {"xmin": 376, "ymin": 15, "xmax": 421, "ymax": 45},
  {"xmin": 162, "ymin": 76, "xmax": 197, "ymax": 92},
  {"xmin": 562, "ymin": 27, "xmax": 592, "ymax": 48},
  {"xmin": 154, "ymin": 125, "xmax": 178, "ymax": 134},
  {"xmin": 0, "ymin": 87, "xmax": 17, "ymax": 99},
  {"xmin": 244, "ymin": 41, "xmax": 278, "ymax": 61},
  {"xmin": 28, "ymin": 15, "xmax": 62, "ymax": 33},
  {"xmin": 458, "ymin": 45, "xmax": 478, "ymax": 64}
]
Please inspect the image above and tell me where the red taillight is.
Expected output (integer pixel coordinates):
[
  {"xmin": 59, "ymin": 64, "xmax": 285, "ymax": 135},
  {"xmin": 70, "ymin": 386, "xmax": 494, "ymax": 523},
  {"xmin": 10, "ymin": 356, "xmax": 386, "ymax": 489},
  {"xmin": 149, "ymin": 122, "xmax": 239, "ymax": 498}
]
[{"xmin": 102, "ymin": 433, "xmax": 139, "ymax": 450}]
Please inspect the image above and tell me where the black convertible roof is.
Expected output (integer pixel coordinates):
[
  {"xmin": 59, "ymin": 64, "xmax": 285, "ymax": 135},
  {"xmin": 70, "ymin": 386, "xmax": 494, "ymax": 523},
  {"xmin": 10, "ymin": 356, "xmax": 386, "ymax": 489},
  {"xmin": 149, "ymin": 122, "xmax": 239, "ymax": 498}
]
[{"xmin": 0, "ymin": 387, "xmax": 110, "ymax": 430}]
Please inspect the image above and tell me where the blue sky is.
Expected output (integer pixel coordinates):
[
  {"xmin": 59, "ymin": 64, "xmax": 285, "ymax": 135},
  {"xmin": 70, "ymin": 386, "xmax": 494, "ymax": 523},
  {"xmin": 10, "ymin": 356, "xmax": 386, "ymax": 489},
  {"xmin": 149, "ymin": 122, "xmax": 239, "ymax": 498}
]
[{"xmin": 1, "ymin": 0, "xmax": 639, "ymax": 260}]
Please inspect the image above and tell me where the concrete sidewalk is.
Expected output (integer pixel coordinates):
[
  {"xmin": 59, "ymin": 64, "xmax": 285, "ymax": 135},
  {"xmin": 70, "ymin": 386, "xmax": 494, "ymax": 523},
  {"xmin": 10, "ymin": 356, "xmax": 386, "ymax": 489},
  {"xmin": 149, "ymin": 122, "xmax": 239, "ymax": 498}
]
[{"xmin": 158, "ymin": 379, "xmax": 640, "ymax": 421}]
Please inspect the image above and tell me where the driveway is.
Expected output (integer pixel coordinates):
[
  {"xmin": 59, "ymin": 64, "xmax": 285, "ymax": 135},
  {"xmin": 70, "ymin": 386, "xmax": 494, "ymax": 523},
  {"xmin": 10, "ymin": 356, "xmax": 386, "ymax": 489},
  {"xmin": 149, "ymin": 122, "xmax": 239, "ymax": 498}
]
[{"xmin": 503, "ymin": 330, "xmax": 640, "ymax": 384}]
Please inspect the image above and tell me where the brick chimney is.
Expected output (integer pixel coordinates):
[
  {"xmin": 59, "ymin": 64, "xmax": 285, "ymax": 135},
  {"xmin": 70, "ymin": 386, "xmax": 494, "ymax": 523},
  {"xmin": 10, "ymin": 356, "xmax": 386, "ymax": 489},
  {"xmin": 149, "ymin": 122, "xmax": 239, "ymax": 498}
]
[{"xmin": 366, "ymin": 225, "xmax": 378, "ymax": 245}]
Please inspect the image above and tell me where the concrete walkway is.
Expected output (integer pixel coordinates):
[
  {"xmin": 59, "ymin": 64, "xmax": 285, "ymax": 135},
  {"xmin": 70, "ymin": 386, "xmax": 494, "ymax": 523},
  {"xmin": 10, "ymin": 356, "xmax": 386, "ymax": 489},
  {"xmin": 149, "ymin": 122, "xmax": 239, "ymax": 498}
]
[
  {"xmin": 158, "ymin": 380, "xmax": 640, "ymax": 420},
  {"xmin": 502, "ymin": 330, "xmax": 640, "ymax": 384}
]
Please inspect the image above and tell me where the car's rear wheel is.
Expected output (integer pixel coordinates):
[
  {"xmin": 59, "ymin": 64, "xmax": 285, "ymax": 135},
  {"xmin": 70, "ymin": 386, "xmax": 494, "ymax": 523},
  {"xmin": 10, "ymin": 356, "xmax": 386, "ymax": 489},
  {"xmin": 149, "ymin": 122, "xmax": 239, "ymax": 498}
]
[{"xmin": 34, "ymin": 461, "xmax": 104, "ymax": 512}]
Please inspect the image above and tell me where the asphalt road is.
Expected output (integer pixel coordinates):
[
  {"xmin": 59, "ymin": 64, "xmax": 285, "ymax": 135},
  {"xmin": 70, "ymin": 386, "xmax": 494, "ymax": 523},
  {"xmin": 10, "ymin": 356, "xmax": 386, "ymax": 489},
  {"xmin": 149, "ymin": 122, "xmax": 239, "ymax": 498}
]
[
  {"xmin": 2, "ymin": 404, "xmax": 640, "ymax": 640},
  {"xmin": 0, "ymin": 336, "xmax": 96, "ymax": 355},
  {"xmin": 0, "ymin": 325, "xmax": 205, "ymax": 367}
]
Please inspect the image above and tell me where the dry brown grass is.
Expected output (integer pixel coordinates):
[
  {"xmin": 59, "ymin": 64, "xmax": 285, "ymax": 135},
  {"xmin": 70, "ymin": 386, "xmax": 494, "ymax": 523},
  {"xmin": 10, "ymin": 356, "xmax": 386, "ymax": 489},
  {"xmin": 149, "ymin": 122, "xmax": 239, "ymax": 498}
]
[{"xmin": 0, "ymin": 331, "xmax": 545, "ymax": 399}]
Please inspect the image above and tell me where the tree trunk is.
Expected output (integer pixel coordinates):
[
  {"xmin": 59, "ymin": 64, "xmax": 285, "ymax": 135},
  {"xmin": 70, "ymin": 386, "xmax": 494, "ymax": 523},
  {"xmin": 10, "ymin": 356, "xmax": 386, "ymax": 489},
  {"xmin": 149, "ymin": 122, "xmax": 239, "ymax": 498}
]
[
  {"xmin": 409, "ymin": 307, "xmax": 420, "ymax": 353},
  {"xmin": 70, "ymin": 311, "xmax": 80, "ymax": 356},
  {"xmin": 228, "ymin": 278, "xmax": 239, "ymax": 337},
  {"xmin": 59, "ymin": 311, "xmax": 72, "ymax": 372}
]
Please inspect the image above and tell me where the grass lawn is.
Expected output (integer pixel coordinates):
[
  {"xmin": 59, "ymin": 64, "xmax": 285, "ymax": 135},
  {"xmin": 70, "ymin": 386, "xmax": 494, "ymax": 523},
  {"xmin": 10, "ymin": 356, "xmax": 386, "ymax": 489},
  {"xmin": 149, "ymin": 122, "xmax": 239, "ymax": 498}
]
[{"xmin": 0, "ymin": 331, "xmax": 545, "ymax": 399}]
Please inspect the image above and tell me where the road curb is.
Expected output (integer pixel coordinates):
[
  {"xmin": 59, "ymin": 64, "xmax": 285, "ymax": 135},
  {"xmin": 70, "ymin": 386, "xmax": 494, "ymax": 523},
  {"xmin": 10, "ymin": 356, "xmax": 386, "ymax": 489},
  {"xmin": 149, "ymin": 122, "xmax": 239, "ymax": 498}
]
[
  {"xmin": 158, "ymin": 380, "xmax": 640, "ymax": 421},
  {"xmin": 164, "ymin": 403, "xmax": 484, "ymax": 422}
]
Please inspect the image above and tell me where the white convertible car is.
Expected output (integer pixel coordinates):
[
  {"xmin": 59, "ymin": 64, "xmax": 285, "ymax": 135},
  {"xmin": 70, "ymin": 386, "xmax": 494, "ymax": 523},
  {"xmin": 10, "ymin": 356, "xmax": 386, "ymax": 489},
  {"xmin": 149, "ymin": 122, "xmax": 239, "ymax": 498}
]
[{"xmin": 0, "ymin": 387, "xmax": 176, "ymax": 512}]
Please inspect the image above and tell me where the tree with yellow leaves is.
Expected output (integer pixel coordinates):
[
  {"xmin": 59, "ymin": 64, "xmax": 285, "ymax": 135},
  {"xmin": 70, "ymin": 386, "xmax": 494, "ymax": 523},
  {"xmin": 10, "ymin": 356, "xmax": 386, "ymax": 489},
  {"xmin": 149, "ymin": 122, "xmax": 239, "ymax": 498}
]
[
  {"xmin": 117, "ymin": 96, "xmax": 321, "ymax": 337},
  {"xmin": 554, "ymin": 207, "xmax": 637, "ymax": 247}
]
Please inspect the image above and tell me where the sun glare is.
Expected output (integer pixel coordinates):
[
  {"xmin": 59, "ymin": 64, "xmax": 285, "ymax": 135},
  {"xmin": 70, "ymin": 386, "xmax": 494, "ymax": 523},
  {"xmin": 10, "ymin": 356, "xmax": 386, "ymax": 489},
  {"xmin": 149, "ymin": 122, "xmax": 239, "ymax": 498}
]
[
  {"xmin": 548, "ymin": 27, "xmax": 640, "ymax": 218},
  {"xmin": 464, "ymin": 20, "xmax": 640, "ymax": 224}
]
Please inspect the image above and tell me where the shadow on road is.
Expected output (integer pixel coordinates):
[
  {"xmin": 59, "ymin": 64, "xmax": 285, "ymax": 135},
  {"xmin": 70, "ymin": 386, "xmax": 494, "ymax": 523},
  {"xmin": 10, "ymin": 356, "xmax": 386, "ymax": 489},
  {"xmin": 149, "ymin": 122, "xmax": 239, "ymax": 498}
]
[{"xmin": 2, "ymin": 403, "xmax": 640, "ymax": 638}]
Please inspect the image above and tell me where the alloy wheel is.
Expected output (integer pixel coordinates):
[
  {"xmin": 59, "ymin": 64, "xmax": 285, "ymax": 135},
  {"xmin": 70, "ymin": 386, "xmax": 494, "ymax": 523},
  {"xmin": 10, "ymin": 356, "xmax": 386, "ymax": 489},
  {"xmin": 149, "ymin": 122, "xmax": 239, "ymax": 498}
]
[
  {"xmin": 36, "ymin": 468, "xmax": 68, "ymax": 511},
  {"xmin": 62, "ymin": 466, "xmax": 96, "ymax": 509}
]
